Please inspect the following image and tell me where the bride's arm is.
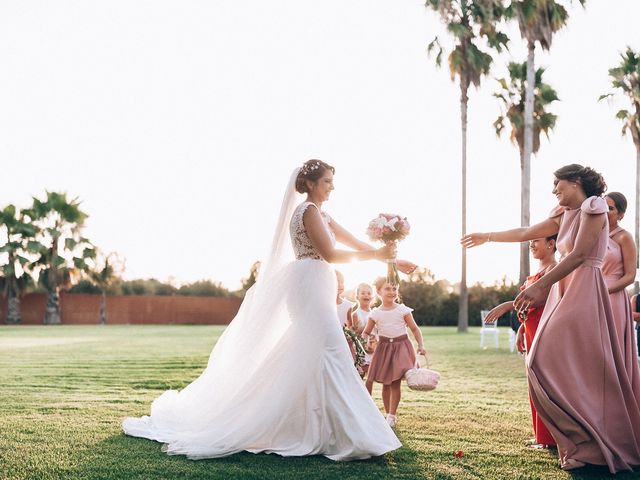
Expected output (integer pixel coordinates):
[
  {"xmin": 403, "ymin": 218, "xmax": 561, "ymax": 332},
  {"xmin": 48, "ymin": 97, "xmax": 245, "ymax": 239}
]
[
  {"xmin": 304, "ymin": 208, "xmax": 394, "ymax": 263},
  {"xmin": 330, "ymin": 217, "xmax": 417, "ymax": 273},
  {"xmin": 330, "ymin": 218, "xmax": 374, "ymax": 251}
]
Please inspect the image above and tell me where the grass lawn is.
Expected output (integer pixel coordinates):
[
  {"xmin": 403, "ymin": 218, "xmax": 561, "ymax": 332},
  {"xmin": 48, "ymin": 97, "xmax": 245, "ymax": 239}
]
[{"xmin": 0, "ymin": 325, "xmax": 635, "ymax": 480}]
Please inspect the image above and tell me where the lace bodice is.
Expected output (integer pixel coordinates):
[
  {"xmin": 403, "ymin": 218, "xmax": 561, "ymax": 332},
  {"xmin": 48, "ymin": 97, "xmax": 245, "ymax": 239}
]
[{"xmin": 290, "ymin": 202, "xmax": 335, "ymax": 260}]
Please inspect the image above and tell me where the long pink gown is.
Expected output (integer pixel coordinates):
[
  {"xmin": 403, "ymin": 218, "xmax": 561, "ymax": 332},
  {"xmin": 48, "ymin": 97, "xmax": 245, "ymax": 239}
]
[
  {"xmin": 527, "ymin": 197, "xmax": 640, "ymax": 473},
  {"xmin": 603, "ymin": 225, "xmax": 640, "ymax": 384}
]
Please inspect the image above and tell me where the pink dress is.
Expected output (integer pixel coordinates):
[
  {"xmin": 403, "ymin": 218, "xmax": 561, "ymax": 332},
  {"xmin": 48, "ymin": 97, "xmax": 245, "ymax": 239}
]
[
  {"xmin": 603, "ymin": 225, "xmax": 640, "ymax": 384},
  {"xmin": 367, "ymin": 304, "xmax": 416, "ymax": 385},
  {"xmin": 527, "ymin": 197, "xmax": 640, "ymax": 473}
]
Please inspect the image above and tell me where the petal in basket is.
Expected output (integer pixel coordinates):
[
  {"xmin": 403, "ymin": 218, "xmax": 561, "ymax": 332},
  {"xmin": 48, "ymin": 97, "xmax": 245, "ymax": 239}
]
[{"xmin": 405, "ymin": 355, "xmax": 440, "ymax": 391}]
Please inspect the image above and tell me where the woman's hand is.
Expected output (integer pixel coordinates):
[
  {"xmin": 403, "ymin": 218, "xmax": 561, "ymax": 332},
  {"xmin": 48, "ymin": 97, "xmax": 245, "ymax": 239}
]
[
  {"xmin": 396, "ymin": 259, "xmax": 417, "ymax": 274},
  {"xmin": 513, "ymin": 282, "xmax": 547, "ymax": 313},
  {"xmin": 484, "ymin": 302, "xmax": 513, "ymax": 324},
  {"xmin": 376, "ymin": 242, "xmax": 397, "ymax": 260},
  {"xmin": 416, "ymin": 346, "xmax": 426, "ymax": 356},
  {"xmin": 516, "ymin": 325, "xmax": 525, "ymax": 354},
  {"xmin": 461, "ymin": 232, "xmax": 490, "ymax": 248}
]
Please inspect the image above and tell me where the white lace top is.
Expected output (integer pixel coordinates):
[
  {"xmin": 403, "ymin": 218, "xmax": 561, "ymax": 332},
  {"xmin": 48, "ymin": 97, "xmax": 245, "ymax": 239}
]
[{"xmin": 290, "ymin": 202, "xmax": 335, "ymax": 260}]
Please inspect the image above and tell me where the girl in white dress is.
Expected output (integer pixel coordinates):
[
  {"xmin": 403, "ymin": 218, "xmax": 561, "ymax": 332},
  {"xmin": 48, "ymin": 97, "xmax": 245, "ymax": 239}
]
[
  {"xmin": 336, "ymin": 270, "xmax": 354, "ymax": 327},
  {"xmin": 362, "ymin": 277, "xmax": 426, "ymax": 428},
  {"xmin": 350, "ymin": 283, "xmax": 377, "ymax": 384},
  {"xmin": 123, "ymin": 160, "xmax": 416, "ymax": 460}
]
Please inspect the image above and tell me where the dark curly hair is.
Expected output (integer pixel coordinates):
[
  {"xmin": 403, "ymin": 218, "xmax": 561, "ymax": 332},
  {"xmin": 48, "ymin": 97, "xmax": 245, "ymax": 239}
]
[
  {"xmin": 553, "ymin": 164, "xmax": 607, "ymax": 198},
  {"xmin": 606, "ymin": 191, "xmax": 628, "ymax": 214},
  {"xmin": 295, "ymin": 160, "xmax": 335, "ymax": 194}
]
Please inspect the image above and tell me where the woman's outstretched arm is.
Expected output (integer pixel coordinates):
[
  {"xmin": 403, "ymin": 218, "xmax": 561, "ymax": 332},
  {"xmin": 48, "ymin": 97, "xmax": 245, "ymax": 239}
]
[{"xmin": 461, "ymin": 217, "xmax": 560, "ymax": 248}]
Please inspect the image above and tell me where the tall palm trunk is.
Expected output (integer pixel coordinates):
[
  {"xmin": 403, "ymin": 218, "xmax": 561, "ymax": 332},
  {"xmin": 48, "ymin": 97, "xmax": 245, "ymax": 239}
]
[
  {"xmin": 100, "ymin": 290, "xmax": 107, "ymax": 325},
  {"xmin": 458, "ymin": 80, "xmax": 469, "ymax": 333},
  {"xmin": 44, "ymin": 288, "xmax": 61, "ymax": 325},
  {"xmin": 635, "ymin": 144, "xmax": 640, "ymax": 294},
  {"xmin": 44, "ymin": 242, "xmax": 61, "ymax": 325},
  {"xmin": 520, "ymin": 40, "xmax": 535, "ymax": 286},
  {"xmin": 5, "ymin": 253, "xmax": 21, "ymax": 324},
  {"xmin": 7, "ymin": 289, "xmax": 21, "ymax": 324},
  {"xmin": 519, "ymin": 148, "xmax": 530, "ymax": 286}
]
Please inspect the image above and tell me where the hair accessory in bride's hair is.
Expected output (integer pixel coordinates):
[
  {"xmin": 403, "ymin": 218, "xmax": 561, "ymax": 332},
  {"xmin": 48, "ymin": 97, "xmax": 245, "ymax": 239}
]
[{"xmin": 301, "ymin": 160, "xmax": 322, "ymax": 176}]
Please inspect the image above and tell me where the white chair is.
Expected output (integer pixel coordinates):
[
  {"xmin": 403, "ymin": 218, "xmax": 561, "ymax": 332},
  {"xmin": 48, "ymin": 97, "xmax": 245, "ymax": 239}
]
[
  {"xmin": 508, "ymin": 328, "xmax": 516, "ymax": 353},
  {"xmin": 480, "ymin": 310, "xmax": 499, "ymax": 349}
]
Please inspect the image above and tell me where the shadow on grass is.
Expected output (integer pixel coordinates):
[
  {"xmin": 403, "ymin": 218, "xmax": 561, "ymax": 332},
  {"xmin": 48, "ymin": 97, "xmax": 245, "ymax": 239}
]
[
  {"xmin": 568, "ymin": 464, "xmax": 639, "ymax": 479},
  {"xmin": 527, "ymin": 447, "xmax": 639, "ymax": 480},
  {"xmin": 70, "ymin": 433, "xmax": 434, "ymax": 480}
]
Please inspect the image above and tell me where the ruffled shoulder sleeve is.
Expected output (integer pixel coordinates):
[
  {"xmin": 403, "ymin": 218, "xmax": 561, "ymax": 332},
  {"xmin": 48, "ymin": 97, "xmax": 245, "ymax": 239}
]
[
  {"xmin": 580, "ymin": 196, "xmax": 607, "ymax": 215},
  {"xmin": 369, "ymin": 307, "xmax": 380, "ymax": 322},
  {"xmin": 549, "ymin": 204, "xmax": 565, "ymax": 219},
  {"xmin": 398, "ymin": 304, "xmax": 414, "ymax": 316}
]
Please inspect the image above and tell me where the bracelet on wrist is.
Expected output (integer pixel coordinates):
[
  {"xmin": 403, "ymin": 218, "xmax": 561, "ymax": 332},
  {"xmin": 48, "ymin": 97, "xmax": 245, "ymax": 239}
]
[{"xmin": 487, "ymin": 232, "xmax": 492, "ymax": 242}]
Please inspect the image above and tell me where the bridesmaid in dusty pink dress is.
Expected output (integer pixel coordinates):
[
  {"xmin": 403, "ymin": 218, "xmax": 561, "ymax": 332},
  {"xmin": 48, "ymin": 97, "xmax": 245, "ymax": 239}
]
[
  {"xmin": 603, "ymin": 192, "xmax": 638, "ymax": 380},
  {"xmin": 462, "ymin": 164, "xmax": 640, "ymax": 473}
]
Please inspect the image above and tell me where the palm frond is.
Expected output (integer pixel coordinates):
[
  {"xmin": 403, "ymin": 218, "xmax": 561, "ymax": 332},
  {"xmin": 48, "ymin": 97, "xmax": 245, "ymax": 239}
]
[{"xmin": 616, "ymin": 109, "xmax": 630, "ymax": 120}]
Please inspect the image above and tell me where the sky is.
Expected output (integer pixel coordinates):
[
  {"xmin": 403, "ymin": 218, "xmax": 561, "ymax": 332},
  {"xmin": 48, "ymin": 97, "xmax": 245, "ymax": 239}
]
[{"xmin": 1, "ymin": 0, "xmax": 639, "ymax": 290}]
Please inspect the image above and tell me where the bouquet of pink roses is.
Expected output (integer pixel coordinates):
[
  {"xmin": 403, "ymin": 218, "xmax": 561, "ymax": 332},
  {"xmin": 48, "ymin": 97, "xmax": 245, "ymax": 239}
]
[{"xmin": 366, "ymin": 213, "xmax": 410, "ymax": 286}]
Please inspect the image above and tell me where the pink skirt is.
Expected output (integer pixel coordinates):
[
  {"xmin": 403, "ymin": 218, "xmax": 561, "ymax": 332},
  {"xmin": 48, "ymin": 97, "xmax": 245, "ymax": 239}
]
[{"xmin": 367, "ymin": 334, "xmax": 416, "ymax": 385}]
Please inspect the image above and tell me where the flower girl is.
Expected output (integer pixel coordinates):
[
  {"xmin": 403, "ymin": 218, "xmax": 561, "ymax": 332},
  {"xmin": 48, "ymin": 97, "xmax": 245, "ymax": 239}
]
[
  {"xmin": 350, "ymin": 283, "xmax": 377, "ymax": 386},
  {"xmin": 362, "ymin": 277, "xmax": 426, "ymax": 427},
  {"xmin": 335, "ymin": 270, "xmax": 354, "ymax": 327}
]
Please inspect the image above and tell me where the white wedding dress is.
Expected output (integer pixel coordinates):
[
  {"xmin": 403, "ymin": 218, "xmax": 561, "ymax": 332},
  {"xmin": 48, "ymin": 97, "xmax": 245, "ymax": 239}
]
[{"xmin": 122, "ymin": 169, "xmax": 401, "ymax": 461}]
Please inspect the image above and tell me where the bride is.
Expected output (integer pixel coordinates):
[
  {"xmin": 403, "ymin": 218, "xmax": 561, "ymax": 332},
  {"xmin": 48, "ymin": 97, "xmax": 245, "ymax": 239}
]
[{"xmin": 123, "ymin": 159, "xmax": 416, "ymax": 460}]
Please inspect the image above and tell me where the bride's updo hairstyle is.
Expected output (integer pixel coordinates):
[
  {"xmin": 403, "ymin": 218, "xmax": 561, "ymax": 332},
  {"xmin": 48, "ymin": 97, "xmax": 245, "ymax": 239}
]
[
  {"xmin": 553, "ymin": 164, "xmax": 607, "ymax": 198},
  {"xmin": 295, "ymin": 160, "xmax": 335, "ymax": 194}
]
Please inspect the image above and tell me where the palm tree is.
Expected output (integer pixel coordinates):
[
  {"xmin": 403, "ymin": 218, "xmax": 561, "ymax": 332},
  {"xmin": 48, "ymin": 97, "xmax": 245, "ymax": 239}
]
[
  {"xmin": 426, "ymin": 0, "xmax": 510, "ymax": 332},
  {"xmin": 28, "ymin": 192, "xmax": 96, "ymax": 324},
  {"xmin": 600, "ymin": 47, "xmax": 640, "ymax": 294},
  {"xmin": 494, "ymin": 62, "xmax": 559, "ymax": 281},
  {"xmin": 511, "ymin": 0, "xmax": 584, "ymax": 285},
  {"xmin": 0, "ymin": 205, "xmax": 42, "ymax": 324},
  {"xmin": 90, "ymin": 252, "xmax": 124, "ymax": 324},
  {"xmin": 238, "ymin": 260, "xmax": 261, "ymax": 298}
]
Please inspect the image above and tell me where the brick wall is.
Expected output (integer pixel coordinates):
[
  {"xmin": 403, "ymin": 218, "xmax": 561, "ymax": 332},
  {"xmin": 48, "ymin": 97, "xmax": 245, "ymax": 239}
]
[{"xmin": 0, "ymin": 293, "xmax": 242, "ymax": 325}]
